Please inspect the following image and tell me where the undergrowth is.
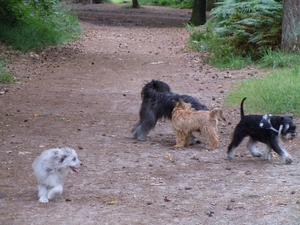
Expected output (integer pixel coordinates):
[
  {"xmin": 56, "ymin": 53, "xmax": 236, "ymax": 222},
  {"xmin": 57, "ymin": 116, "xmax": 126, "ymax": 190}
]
[
  {"xmin": 0, "ymin": 0, "xmax": 81, "ymax": 52},
  {"xmin": 188, "ymin": 0, "xmax": 283, "ymax": 68}
]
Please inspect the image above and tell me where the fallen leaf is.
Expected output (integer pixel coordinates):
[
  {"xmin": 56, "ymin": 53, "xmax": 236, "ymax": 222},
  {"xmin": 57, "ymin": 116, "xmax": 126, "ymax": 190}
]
[
  {"xmin": 164, "ymin": 196, "xmax": 171, "ymax": 202},
  {"xmin": 107, "ymin": 200, "xmax": 117, "ymax": 205},
  {"xmin": 165, "ymin": 155, "xmax": 173, "ymax": 161}
]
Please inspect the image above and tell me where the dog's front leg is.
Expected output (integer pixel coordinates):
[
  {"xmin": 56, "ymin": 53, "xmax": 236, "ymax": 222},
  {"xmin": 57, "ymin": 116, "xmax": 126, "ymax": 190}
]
[
  {"xmin": 47, "ymin": 185, "xmax": 63, "ymax": 200},
  {"xmin": 38, "ymin": 185, "xmax": 49, "ymax": 203},
  {"xmin": 205, "ymin": 129, "xmax": 220, "ymax": 150},
  {"xmin": 174, "ymin": 131, "xmax": 186, "ymax": 148},
  {"xmin": 270, "ymin": 141, "xmax": 293, "ymax": 164}
]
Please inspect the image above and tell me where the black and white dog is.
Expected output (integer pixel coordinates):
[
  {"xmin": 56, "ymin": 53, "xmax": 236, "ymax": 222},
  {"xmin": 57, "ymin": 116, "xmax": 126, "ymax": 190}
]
[
  {"xmin": 132, "ymin": 80, "xmax": 208, "ymax": 141},
  {"xmin": 227, "ymin": 97, "xmax": 296, "ymax": 164}
]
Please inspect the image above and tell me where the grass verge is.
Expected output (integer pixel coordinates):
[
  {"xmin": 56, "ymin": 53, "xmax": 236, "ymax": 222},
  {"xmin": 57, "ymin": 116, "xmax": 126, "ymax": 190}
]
[{"xmin": 224, "ymin": 66, "xmax": 300, "ymax": 115}]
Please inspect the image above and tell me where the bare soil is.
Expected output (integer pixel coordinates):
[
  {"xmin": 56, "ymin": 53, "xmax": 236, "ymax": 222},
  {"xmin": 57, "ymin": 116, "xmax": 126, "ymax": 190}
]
[{"xmin": 1, "ymin": 3, "xmax": 300, "ymax": 225}]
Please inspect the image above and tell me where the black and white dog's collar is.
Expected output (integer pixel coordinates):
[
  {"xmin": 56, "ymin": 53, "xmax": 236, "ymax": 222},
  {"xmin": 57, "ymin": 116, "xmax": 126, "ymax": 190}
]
[{"xmin": 259, "ymin": 114, "xmax": 282, "ymax": 134}]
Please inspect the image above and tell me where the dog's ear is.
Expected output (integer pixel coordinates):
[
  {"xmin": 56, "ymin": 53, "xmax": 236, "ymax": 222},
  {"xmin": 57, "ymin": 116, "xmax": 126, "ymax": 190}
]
[
  {"xmin": 172, "ymin": 100, "xmax": 178, "ymax": 106},
  {"xmin": 179, "ymin": 98, "xmax": 184, "ymax": 103}
]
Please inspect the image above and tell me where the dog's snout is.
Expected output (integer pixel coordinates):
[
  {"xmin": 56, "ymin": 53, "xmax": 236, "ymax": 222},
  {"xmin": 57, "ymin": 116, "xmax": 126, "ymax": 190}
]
[{"xmin": 80, "ymin": 162, "xmax": 83, "ymax": 166}]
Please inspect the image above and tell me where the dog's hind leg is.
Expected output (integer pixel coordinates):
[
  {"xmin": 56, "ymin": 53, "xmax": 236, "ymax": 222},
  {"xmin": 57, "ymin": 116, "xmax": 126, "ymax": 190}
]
[
  {"xmin": 132, "ymin": 110, "xmax": 157, "ymax": 141},
  {"xmin": 132, "ymin": 121, "xmax": 152, "ymax": 141},
  {"xmin": 186, "ymin": 132, "xmax": 197, "ymax": 146},
  {"xmin": 132, "ymin": 121, "xmax": 149, "ymax": 141},
  {"xmin": 47, "ymin": 185, "xmax": 63, "ymax": 200},
  {"xmin": 247, "ymin": 138, "xmax": 262, "ymax": 157},
  {"xmin": 131, "ymin": 121, "xmax": 141, "ymax": 139},
  {"xmin": 38, "ymin": 185, "xmax": 49, "ymax": 203},
  {"xmin": 263, "ymin": 145, "xmax": 272, "ymax": 161},
  {"xmin": 136, "ymin": 119, "xmax": 156, "ymax": 141},
  {"xmin": 227, "ymin": 130, "xmax": 246, "ymax": 160}
]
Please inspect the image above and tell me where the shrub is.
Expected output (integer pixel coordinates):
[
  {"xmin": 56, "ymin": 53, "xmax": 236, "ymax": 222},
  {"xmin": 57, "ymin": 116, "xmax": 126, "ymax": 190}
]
[
  {"xmin": 0, "ymin": 0, "xmax": 81, "ymax": 52},
  {"xmin": 188, "ymin": 0, "xmax": 283, "ymax": 66}
]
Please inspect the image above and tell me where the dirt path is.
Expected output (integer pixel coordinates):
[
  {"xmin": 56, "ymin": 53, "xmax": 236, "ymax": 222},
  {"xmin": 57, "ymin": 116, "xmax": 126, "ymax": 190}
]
[{"xmin": 1, "ymin": 3, "xmax": 300, "ymax": 224}]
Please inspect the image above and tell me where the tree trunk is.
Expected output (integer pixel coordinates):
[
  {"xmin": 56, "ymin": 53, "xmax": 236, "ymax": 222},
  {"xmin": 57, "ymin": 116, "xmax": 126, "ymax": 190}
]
[
  {"xmin": 132, "ymin": 0, "xmax": 140, "ymax": 8},
  {"xmin": 189, "ymin": 0, "xmax": 206, "ymax": 26},
  {"xmin": 281, "ymin": 0, "xmax": 300, "ymax": 52},
  {"xmin": 206, "ymin": 0, "xmax": 215, "ymax": 11}
]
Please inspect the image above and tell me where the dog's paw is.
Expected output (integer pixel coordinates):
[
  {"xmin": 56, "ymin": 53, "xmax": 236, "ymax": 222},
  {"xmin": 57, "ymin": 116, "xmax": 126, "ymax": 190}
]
[
  {"xmin": 227, "ymin": 152, "xmax": 234, "ymax": 160},
  {"xmin": 39, "ymin": 197, "xmax": 49, "ymax": 203},
  {"xmin": 281, "ymin": 152, "xmax": 293, "ymax": 164},
  {"xmin": 137, "ymin": 137, "xmax": 147, "ymax": 141},
  {"xmin": 285, "ymin": 157, "xmax": 293, "ymax": 164},
  {"xmin": 252, "ymin": 152, "xmax": 262, "ymax": 157},
  {"xmin": 263, "ymin": 152, "xmax": 271, "ymax": 161},
  {"xmin": 205, "ymin": 145, "xmax": 218, "ymax": 150},
  {"xmin": 173, "ymin": 145, "xmax": 183, "ymax": 148}
]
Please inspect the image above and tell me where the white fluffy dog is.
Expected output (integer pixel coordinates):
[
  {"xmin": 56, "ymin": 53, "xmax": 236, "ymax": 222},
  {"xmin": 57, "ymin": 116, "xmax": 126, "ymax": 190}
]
[{"xmin": 32, "ymin": 147, "xmax": 83, "ymax": 203}]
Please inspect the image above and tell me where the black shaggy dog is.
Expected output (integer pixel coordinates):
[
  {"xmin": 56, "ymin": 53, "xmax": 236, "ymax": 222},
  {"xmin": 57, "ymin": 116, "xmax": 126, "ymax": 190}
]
[
  {"xmin": 132, "ymin": 80, "xmax": 208, "ymax": 141},
  {"xmin": 227, "ymin": 97, "xmax": 297, "ymax": 164}
]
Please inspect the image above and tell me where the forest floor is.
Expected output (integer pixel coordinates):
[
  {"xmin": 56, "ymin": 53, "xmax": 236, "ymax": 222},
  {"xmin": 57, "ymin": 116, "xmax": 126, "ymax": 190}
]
[{"xmin": 1, "ymin": 3, "xmax": 300, "ymax": 225}]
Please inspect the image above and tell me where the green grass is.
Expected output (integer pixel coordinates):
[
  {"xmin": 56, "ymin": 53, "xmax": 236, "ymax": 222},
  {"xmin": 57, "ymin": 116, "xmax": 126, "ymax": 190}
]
[
  {"xmin": 205, "ymin": 53, "xmax": 253, "ymax": 69},
  {"xmin": 111, "ymin": 0, "xmax": 126, "ymax": 3},
  {"xmin": 259, "ymin": 50, "xmax": 300, "ymax": 69},
  {"xmin": 224, "ymin": 66, "xmax": 300, "ymax": 115},
  {"xmin": 138, "ymin": 0, "xmax": 193, "ymax": 8},
  {"xmin": 0, "ymin": 61, "xmax": 14, "ymax": 83},
  {"xmin": 0, "ymin": 71, "xmax": 14, "ymax": 83}
]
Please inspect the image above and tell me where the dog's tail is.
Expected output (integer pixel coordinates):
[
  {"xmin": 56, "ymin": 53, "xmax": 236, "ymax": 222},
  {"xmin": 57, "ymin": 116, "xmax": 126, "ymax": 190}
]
[
  {"xmin": 240, "ymin": 97, "xmax": 247, "ymax": 119},
  {"xmin": 141, "ymin": 80, "xmax": 171, "ymax": 99}
]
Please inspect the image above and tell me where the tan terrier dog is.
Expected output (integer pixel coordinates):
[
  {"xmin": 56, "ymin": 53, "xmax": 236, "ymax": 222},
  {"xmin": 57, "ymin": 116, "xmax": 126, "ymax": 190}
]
[{"xmin": 172, "ymin": 99, "xmax": 226, "ymax": 150}]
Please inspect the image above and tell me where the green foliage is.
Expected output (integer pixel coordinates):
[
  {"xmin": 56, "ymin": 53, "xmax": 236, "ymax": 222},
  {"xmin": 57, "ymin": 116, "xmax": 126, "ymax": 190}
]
[
  {"xmin": 225, "ymin": 66, "xmax": 300, "ymax": 115},
  {"xmin": 187, "ymin": 24, "xmax": 215, "ymax": 51},
  {"xmin": 188, "ymin": 0, "xmax": 283, "ymax": 66},
  {"xmin": 138, "ymin": 0, "xmax": 193, "ymax": 8},
  {"xmin": 0, "ymin": 0, "xmax": 23, "ymax": 27},
  {"xmin": 0, "ymin": 0, "xmax": 81, "ymax": 51},
  {"xmin": 0, "ymin": 61, "xmax": 14, "ymax": 83},
  {"xmin": 187, "ymin": 23, "xmax": 253, "ymax": 68}
]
